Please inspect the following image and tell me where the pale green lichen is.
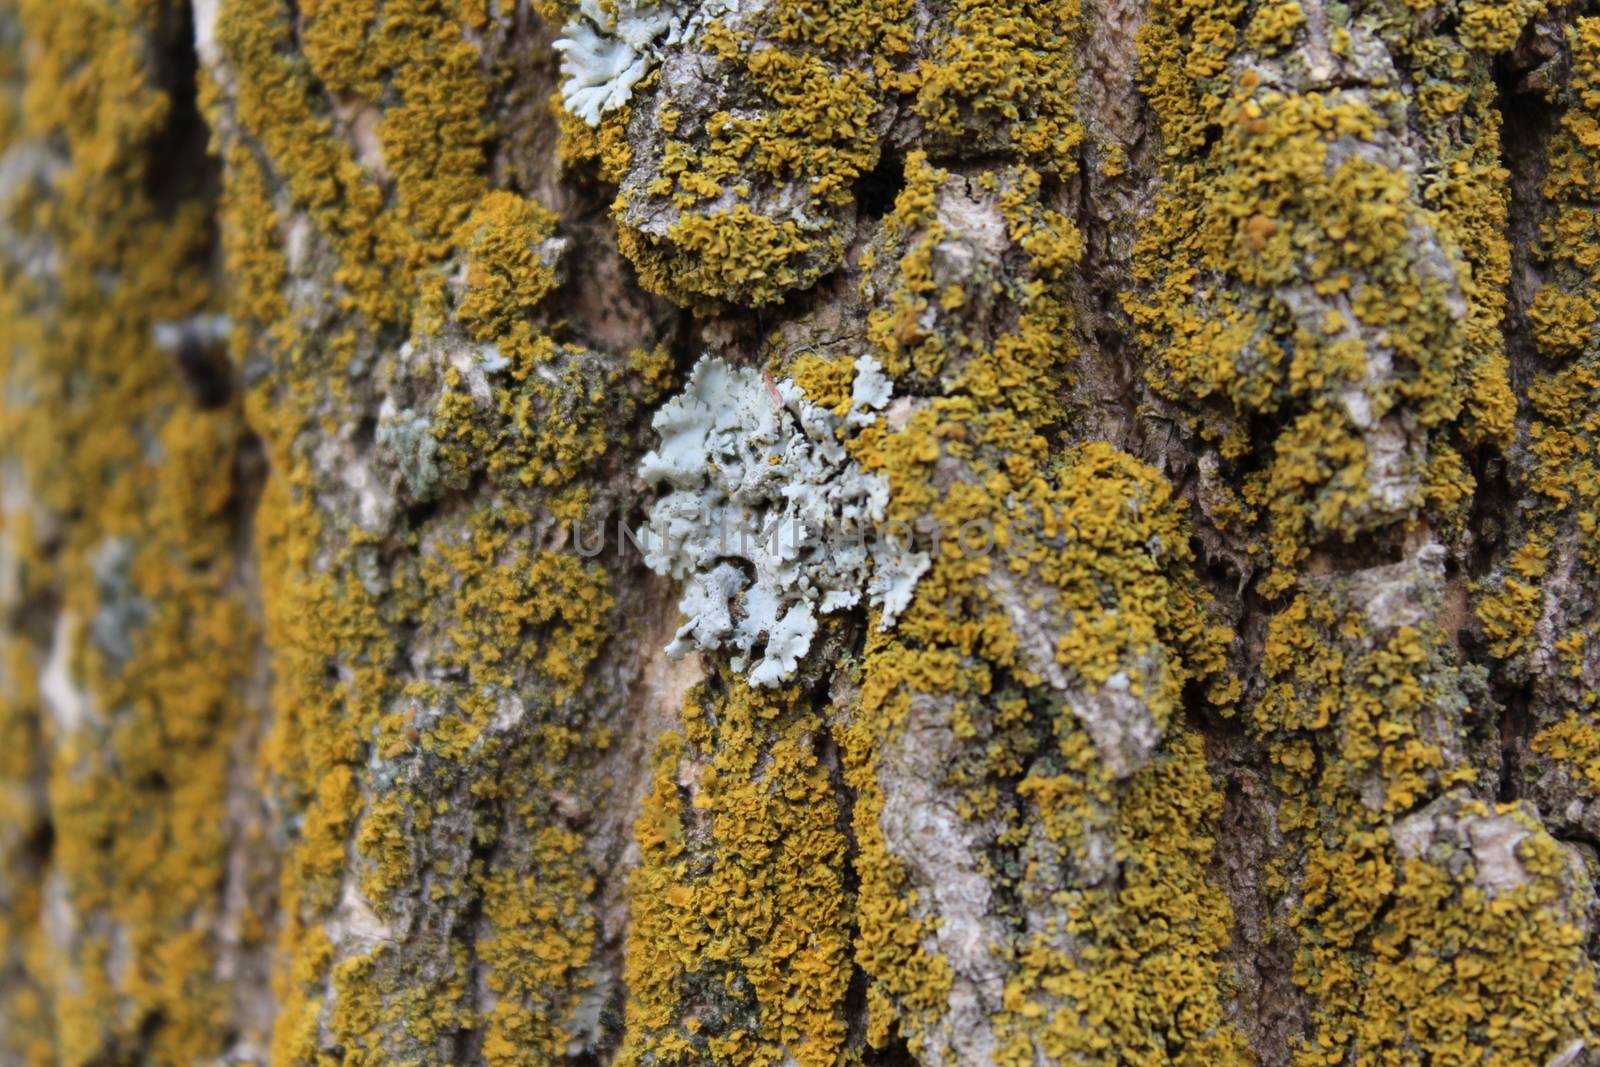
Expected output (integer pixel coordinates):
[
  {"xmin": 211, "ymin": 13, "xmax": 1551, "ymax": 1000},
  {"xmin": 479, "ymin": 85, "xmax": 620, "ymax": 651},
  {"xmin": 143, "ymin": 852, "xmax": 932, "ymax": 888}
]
[
  {"xmin": 7, "ymin": 0, "xmax": 1596, "ymax": 1062},
  {"xmin": 555, "ymin": 0, "xmax": 681, "ymax": 126},
  {"xmin": 637, "ymin": 354, "xmax": 921, "ymax": 686}
]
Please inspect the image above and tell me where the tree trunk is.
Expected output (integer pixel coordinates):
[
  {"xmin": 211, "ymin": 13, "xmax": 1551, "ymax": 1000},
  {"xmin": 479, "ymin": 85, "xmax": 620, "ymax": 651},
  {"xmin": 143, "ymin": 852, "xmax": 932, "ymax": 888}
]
[{"xmin": 3, "ymin": 0, "xmax": 1600, "ymax": 1063}]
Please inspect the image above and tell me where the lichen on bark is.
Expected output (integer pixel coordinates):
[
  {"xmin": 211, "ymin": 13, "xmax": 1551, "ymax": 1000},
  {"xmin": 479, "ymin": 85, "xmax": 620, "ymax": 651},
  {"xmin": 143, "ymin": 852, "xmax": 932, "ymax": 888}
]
[{"xmin": 2, "ymin": 0, "xmax": 1600, "ymax": 1064}]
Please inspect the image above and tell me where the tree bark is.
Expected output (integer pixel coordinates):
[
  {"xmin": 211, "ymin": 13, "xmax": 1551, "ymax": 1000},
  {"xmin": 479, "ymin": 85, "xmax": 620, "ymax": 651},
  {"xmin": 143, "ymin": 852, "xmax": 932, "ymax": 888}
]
[{"xmin": 2, "ymin": 0, "xmax": 1600, "ymax": 1063}]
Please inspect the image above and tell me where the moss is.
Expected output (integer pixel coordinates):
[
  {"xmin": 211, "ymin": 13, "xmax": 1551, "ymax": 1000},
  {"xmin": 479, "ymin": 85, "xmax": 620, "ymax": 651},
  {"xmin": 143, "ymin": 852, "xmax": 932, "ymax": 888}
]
[
  {"xmin": 456, "ymin": 191, "xmax": 562, "ymax": 363},
  {"xmin": 605, "ymin": 4, "xmax": 884, "ymax": 308},
  {"xmin": 10, "ymin": 0, "xmax": 1593, "ymax": 1060},
  {"xmin": 1124, "ymin": 4, "xmax": 1600, "ymax": 1060},
  {"xmin": 909, "ymin": 0, "xmax": 1082, "ymax": 172},
  {"xmin": 1246, "ymin": 559, "xmax": 1600, "ymax": 1061},
  {"xmin": 1258, "ymin": 574, "xmax": 1474, "ymax": 814},
  {"xmin": 0, "ymin": 634, "xmax": 51, "ymax": 1066},
  {"xmin": 843, "ymin": 440, "xmax": 1246, "ymax": 1059},
  {"xmin": 215, "ymin": 139, "xmax": 292, "ymax": 362},
  {"xmin": 215, "ymin": 0, "xmax": 404, "ymax": 324},
  {"xmin": 216, "ymin": 0, "xmax": 493, "ymax": 327},
  {"xmin": 249, "ymin": 438, "xmax": 621, "ymax": 1060},
  {"xmin": 789, "ymin": 352, "xmax": 856, "ymax": 417},
  {"xmin": 475, "ymin": 807, "xmax": 599, "ymax": 1067},
  {"xmin": 428, "ymin": 342, "xmax": 672, "ymax": 496},
  {"xmin": 994, "ymin": 729, "xmax": 1251, "ymax": 1063},
  {"xmin": 1531, "ymin": 713, "xmax": 1600, "ymax": 793},
  {"xmin": 619, "ymin": 203, "xmax": 838, "ymax": 309},
  {"xmin": 1474, "ymin": 539, "xmax": 1548, "ymax": 662},
  {"xmin": 418, "ymin": 513, "xmax": 614, "ymax": 700},
  {"xmin": 855, "ymin": 154, "xmax": 1080, "ymax": 419},
  {"xmin": 1458, "ymin": 0, "xmax": 1550, "ymax": 53}
]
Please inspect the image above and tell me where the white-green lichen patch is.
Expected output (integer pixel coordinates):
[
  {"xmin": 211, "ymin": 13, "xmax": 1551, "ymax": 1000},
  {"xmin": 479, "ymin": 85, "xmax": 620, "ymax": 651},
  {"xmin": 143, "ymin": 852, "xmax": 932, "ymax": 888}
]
[
  {"xmin": 554, "ymin": 0, "xmax": 682, "ymax": 126},
  {"xmin": 639, "ymin": 355, "xmax": 924, "ymax": 686}
]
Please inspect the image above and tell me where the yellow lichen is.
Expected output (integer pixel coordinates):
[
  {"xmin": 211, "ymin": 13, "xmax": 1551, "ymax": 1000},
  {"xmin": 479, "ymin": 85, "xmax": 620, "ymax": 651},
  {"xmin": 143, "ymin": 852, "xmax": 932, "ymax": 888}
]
[
  {"xmin": 620, "ymin": 676, "xmax": 853, "ymax": 1065},
  {"xmin": 0, "ymin": 1, "xmax": 258, "ymax": 1060},
  {"xmin": 1131, "ymin": 0, "xmax": 1519, "ymax": 596}
]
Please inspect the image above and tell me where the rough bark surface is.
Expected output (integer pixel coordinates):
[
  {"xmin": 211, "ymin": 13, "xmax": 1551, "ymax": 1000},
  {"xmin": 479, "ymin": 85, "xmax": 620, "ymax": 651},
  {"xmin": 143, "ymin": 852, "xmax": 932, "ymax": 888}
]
[{"xmin": 3, "ymin": 0, "xmax": 1600, "ymax": 1064}]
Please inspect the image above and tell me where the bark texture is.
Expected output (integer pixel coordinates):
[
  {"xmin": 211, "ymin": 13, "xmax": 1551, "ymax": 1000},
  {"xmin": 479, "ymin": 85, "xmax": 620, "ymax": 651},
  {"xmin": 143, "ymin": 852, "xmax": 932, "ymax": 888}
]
[{"xmin": 2, "ymin": 0, "xmax": 1600, "ymax": 1064}]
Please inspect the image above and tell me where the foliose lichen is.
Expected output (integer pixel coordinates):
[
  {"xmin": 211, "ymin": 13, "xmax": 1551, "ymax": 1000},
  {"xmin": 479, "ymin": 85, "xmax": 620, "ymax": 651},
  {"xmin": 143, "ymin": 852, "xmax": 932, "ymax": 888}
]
[
  {"xmin": 619, "ymin": 673, "xmax": 852, "ymax": 1066},
  {"xmin": 555, "ymin": 0, "xmax": 684, "ymax": 126},
  {"xmin": 639, "ymin": 354, "xmax": 925, "ymax": 686},
  {"xmin": 0, "ymin": 0, "xmax": 260, "ymax": 1059},
  {"xmin": 199, "ymin": 0, "xmax": 685, "ymax": 1056},
  {"xmin": 1130, "ymin": 0, "xmax": 1519, "ymax": 597}
]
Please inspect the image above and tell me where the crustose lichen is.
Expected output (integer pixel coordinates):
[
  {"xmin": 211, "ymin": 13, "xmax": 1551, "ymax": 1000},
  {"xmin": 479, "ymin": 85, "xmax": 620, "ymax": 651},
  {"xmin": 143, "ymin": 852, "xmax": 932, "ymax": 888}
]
[{"xmin": 639, "ymin": 355, "xmax": 926, "ymax": 686}]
